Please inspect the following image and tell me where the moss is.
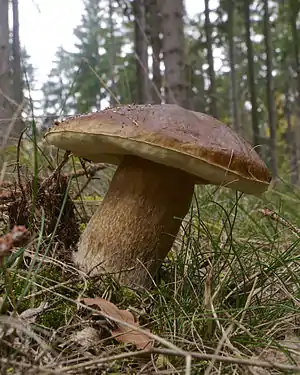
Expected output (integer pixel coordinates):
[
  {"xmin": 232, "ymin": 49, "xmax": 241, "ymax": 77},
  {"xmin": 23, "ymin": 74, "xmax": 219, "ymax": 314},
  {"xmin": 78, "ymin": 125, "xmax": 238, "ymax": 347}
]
[
  {"xmin": 117, "ymin": 286, "xmax": 141, "ymax": 306},
  {"xmin": 38, "ymin": 302, "xmax": 76, "ymax": 330},
  {"xmin": 75, "ymin": 194, "xmax": 103, "ymax": 202},
  {"xmin": 79, "ymin": 223, "xmax": 87, "ymax": 231},
  {"xmin": 0, "ymin": 264, "xmax": 70, "ymax": 313},
  {"xmin": 0, "ymin": 263, "xmax": 80, "ymax": 330},
  {"xmin": 38, "ymin": 267, "xmax": 62, "ymax": 283}
]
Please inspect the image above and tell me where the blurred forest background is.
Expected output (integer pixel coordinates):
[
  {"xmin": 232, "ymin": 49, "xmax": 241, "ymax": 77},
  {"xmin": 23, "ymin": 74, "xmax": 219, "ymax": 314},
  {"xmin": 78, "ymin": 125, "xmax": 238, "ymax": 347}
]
[{"xmin": 1, "ymin": 0, "xmax": 300, "ymax": 182}]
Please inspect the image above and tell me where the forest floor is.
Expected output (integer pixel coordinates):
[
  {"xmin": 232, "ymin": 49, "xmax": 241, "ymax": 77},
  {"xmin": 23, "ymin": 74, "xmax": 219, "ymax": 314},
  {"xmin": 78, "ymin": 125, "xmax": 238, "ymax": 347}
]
[{"xmin": 1, "ymin": 138, "xmax": 300, "ymax": 374}]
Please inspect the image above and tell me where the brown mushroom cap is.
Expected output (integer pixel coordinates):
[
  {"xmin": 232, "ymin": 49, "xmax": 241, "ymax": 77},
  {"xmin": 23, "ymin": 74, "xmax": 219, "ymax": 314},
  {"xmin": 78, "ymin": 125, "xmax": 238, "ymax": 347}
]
[{"xmin": 45, "ymin": 104, "xmax": 271, "ymax": 194}]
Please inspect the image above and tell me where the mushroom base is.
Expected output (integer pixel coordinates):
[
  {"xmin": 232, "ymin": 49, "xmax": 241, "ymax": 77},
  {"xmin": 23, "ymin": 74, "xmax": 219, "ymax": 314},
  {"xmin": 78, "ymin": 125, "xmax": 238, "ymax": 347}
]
[{"xmin": 74, "ymin": 155, "xmax": 195, "ymax": 287}]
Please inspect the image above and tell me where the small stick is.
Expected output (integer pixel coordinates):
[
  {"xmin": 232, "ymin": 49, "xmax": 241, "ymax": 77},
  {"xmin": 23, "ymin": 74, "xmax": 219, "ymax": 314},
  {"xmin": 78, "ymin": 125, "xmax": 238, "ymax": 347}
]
[
  {"xmin": 40, "ymin": 151, "xmax": 70, "ymax": 190},
  {"xmin": 258, "ymin": 208, "xmax": 300, "ymax": 237},
  {"xmin": 72, "ymin": 164, "xmax": 107, "ymax": 200},
  {"xmin": 56, "ymin": 347, "xmax": 300, "ymax": 373}
]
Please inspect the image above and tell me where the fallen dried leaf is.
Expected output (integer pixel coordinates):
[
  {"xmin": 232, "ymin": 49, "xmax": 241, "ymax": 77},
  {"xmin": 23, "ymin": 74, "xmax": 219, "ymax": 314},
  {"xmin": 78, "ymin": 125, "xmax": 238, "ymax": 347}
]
[
  {"xmin": 0, "ymin": 226, "xmax": 29, "ymax": 266},
  {"xmin": 81, "ymin": 297, "xmax": 153, "ymax": 350}
]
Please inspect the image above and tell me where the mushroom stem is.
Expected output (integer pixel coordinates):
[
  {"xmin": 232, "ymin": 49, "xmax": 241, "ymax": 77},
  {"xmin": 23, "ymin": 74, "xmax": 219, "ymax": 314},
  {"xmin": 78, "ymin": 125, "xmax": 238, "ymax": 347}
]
[{"xmin": 74, "ymin": 155, "xmax": 195, "ymax": 287}]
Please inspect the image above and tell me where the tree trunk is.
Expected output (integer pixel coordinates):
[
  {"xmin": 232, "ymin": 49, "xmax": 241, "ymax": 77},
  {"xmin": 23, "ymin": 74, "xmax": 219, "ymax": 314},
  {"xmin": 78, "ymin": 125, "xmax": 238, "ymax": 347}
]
[
  {"xmin": 108, "ymin": 0, "xmax": 117, "ymax": 106},
  {"xmin": 133, "ymin": 0, "xmax": 151, "ymax": 104},
  {"xmin": 0, "ymin": 0, "xmax": 11, "ymax": 145},
  {"xmin": 227, "ymin": 0, "xmax": 241, "ymax": 133},
  {"xmin": 146, "ymin": 0, "xmax": 162, "ymax": 104},
  {"xmin": 263, "ymin": 0, "xmax": 277, "ymax": 178},
  {"xmin": 204, "ymin": 0, "xmax": 218, "ymax": 118},
  {"xmin": 244, "ymin": 0, "xmax": 261, "ymax": 155},
  {"xmin": 289, "ymin": 0, "xmax": 300, "ymax": 104},
  {"xmin": 160, "ymin": 0, "xmax": 187, "ymax": 107},
  {"xmin": 12, "ymin": 0, "xmax": 22, "ymax": 105},
  {"xmin": 288, "ymin": 0, "xmax": 300, "ymax": 185},
  {"xmin": 285, "ymin": 88, "xmax": 299, "ymax": 184}
]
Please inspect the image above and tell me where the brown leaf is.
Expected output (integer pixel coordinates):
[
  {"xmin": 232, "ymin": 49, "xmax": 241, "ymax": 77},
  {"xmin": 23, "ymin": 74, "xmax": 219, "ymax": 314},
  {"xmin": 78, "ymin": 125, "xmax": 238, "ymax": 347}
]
[
  {"xmin": 113, "ymin": 326, "xmax": 153, "ymax": 350},
  {"xmin": 81, "ymin": 297, "xmax": 153, "ymax": 350},
  {"xmin": 0, "ymin": 226, "xmax": 29, "ymax": 266},
  {"xmin": 82, "ymin": 297, "xmax": 135, "ymax": 324}
]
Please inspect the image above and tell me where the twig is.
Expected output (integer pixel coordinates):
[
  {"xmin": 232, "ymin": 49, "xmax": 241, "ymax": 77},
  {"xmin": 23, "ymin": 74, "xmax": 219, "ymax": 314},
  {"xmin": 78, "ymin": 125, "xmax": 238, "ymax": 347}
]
[
  {"xmin": 50, "ymin": 347, "xmax": 300, "ymax": 373},
  {"xmin": 0, "ymin": 358, "xmax": 61, "ymax": 375},
  {"xmin": 16, "ymin": 127, "xmax": 27, "ymax": 197},
  {"xmin": 204, "ymin": 324, "xmax": 235, "ymax": 375},
  {"xmin": 185, "ymin": 354, "xmax": 192, "ymax": 375},
  {"xmin": 0, "ymin": 161, "xmax": 7, "ymax": 186},
  {"xmin": 259, "ymin": 208, "xmax": 300, "ymax": 237},
  {"xmin": 83, "ymin": 58, "xmax": 120, "ymax": 104},
  {"xmin": 152, "ymin": 348, "xmax": 300, "ymax": 372},
  {"xmin": 39, "ymin": 151, "xmax": 70, "ymax": 190},
  {"xmin": 65, "ymin": 163, "xmax": 106, "ymax": 179},
  {"xmin": 56, "ymin": 350, "xmax": 151, "ymax": 372},
  {"xmin": 72, "ymin": 163, "xmax": 107, "ymax": 200}
]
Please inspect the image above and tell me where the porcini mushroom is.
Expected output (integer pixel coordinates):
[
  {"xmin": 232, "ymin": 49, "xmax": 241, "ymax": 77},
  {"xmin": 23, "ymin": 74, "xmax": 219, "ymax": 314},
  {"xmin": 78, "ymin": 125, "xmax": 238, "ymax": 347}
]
[{"xmin": 45, "ymin": 104, "xmax": 271, "ymax": 287}]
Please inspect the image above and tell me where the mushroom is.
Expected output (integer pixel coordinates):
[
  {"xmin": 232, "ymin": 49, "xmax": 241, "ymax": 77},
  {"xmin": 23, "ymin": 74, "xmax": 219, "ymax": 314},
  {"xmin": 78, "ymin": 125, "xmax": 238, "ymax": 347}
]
[{"xmin": 44, "ymin": 104, "xmax": 271, "ymax": 287}]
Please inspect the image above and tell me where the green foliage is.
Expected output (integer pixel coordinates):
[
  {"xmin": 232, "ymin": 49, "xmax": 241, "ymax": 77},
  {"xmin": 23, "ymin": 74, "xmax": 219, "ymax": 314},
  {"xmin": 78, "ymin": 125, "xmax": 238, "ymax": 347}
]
[
  {"xmin": 42, "ymin": 0, "xmax": 137, "ymax": 117},
  {"xmin": 38, "ymin": 302, "xmax": 76, "ymax": 330}
]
